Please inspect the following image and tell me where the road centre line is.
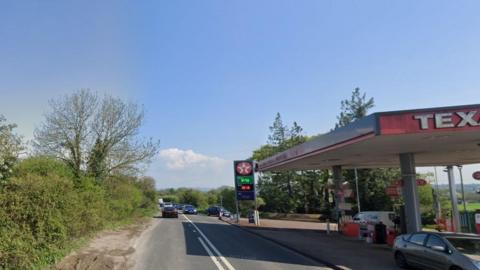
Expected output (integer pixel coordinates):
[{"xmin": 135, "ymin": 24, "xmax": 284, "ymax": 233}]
[
  {"xmin": 183, "ymin": 214, "xmax": 236, "ymax": 270},
  {"xmin": 197, "ymin": 237, "xmax": 225, "ymax": 270}
]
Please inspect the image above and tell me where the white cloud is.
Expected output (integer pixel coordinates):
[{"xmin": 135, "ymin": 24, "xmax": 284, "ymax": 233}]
[
  {"xmin": 158, "ymin": 148, "xmax": 227, "ymax": 170},
  {"xmin": 147, "ymin": 148, "xmax": 233, "ymax": 189}
]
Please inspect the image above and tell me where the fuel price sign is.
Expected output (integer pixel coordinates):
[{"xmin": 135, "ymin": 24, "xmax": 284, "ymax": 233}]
[{"xmin": 234, "ymin": 160, "xmax": 255, "ymax": 200}]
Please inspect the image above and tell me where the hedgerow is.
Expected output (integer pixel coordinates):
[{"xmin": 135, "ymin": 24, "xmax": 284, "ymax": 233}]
[{"xmin": 0, "ymin": 157, "xmax": 157, "ymax": 269}]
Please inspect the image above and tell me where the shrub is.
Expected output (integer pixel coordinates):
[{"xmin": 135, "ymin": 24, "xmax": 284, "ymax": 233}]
[
  {"xmin": 12, "ymin": 156, "xmax": 74, "ymax": 179},
  {"xmin": 0, "ymin": 157, "xmax": 157, "ymax": 269},
  {"xmin": 103, "ymin": 175, "xmax": 144, "ymax": 221},
  {"xmin": 0, "ymin": 174, "xmax": 76, "ymax": 268}
]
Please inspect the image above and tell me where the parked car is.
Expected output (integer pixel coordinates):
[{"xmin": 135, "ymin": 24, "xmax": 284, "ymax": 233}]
[
  {"xmin": 162, "ymin": 206, "xmax": 178, "ymax": 218},
  {"xmin": 207, "ymin": 206, "xmax": 222, "ymax": 216},
  {"xmin": 353, "ymin": 211, "xmax": 395, "ymax": 227},
  {"xmin": 183, "ymin": 205, "xmax": 197, "ymax": 215},
  {"xmin": 393, "ymin": 231, "xmax": 480, "ymax": 270},
  {"xmin": 221, "ymin": 210, "xmax": 231, "ymax": 218}
]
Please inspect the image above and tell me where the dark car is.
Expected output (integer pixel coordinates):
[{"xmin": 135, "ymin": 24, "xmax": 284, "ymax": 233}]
[
  {"xmin": 393, "ymin": 231, "xmax": 480, "ymax": 270},
  {"xmin": 207, "ymin": 206, "xmax": 222, "ymax": 216},
  {"xmin": 183, "ymin": 205, "xmax": 197, "ymax": 215},
  {"xmin": 162, "ymin": 206, "xmax": 178, "ymax": 218}
]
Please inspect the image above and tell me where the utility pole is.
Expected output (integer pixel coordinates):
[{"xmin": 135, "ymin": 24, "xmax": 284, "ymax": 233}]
[
  {"xmin": 458, "ymin": 165, "xmax": 469, "ymax": 231},
  {"xmin": 354, "ymin": 168, "xmax": 361, "ymax": 213},
  {"xmin": 433, "ymin": 167, "xmax": 441, "ymax": 219}
]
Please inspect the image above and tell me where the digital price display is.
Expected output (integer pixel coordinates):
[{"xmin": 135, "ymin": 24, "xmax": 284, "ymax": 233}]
[{"xmin": 234, "ymin": 160, "xmax": 255, "ymax": 200}]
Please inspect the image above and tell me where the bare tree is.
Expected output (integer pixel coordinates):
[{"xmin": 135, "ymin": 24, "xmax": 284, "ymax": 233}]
[
  {"xmin": 34, "ymin": 89, "xmax": 97, "ymax": 177},
  {"xmin": 34, "ymin": 89, "xmax": 159, "ymax": 179}
]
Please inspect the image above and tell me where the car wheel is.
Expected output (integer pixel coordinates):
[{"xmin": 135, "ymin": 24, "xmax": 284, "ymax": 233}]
[{"xmin": 394, "ymin": 252, "xmax": 408, "ymax": 269}]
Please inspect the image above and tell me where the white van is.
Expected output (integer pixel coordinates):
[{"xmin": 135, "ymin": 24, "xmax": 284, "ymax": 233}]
[
  {"xmin": 159, "ymin": 202, "xmax": 173, "ymax": 211},
  {"xmin": 353, "ymin": 211, "xmax": 395, "ymax": 228}
]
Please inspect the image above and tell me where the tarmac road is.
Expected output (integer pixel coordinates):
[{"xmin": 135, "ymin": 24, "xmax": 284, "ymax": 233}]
[{"xmin": 133, "ymin": 214, "xmax": 331, "ymax": 270}]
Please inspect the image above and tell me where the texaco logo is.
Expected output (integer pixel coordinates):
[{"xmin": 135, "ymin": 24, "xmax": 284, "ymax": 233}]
[{"xmin": 236, "ymin": 162, "xmax": 253, "ymax": 175}]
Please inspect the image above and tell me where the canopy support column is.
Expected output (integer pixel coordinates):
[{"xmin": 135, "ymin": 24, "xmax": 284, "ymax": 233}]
[
  {"xmin": 332, "ymin": 165, "xmax": 344, "ymax": 221},
  {"xmin": 399, "ymin": 153, "xmax": 422, "ymax": 233},
  {"xmin": 446, "ymin": 165, "xmax": 461, "ymax": 232}
]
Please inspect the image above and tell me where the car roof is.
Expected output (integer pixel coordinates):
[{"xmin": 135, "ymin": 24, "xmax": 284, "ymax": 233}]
[
  {"xmin": 435, "ymin": 232, "xmax": 480, "ymax": 239},
  {"xmin": 358, "ymin": 211, "xmax": 394, "ymax": 213},
  {"xmin": 407, "ymin": 231, "xmax": 480, "ymax": 240}
]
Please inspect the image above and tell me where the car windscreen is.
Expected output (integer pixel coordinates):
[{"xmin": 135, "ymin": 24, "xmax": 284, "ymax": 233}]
[
  {"xmin": 446, "ymin": 237, "xmax": 480, "ymax": 255},
  {"xmin": 184, "ymin": 205, "xmax": 194, "ymax": 209},
  {"xmin": 164, "ymin": 207, "xmax": 175, "ymax": 211}
]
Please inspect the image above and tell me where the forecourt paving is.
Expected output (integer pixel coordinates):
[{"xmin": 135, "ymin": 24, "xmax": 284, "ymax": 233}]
[
  {"xmin": 133, "ymin": 214, "xmax": 331, "ymax": 270},
  {"xmin": 224, "ymin": 217, "xmax": 402, "ymax": 270}
]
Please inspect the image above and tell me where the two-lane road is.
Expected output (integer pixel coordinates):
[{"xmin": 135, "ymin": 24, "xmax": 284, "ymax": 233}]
[{"xmin": 133, "ymin": 214, "xmax": 331, "ymax": 270}]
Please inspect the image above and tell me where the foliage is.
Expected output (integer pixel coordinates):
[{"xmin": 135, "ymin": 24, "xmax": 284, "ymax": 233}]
[
  {"xmin": 253, "ymin": 113, "xmax": 330, "ymax": 214},
  {"xmin": 0, "ymin": 115, "xmax": 22, "ymax": 183},
  {"xmin": 33, "ymin": 89, "xmax": 160, "ymax": 179},
  {"xmin": 178, "ymin": 189, "xmax": 208, "ymax": 209},
  {"xmin": 335, "ymin": 87, "xmax": 374, "ymax": 129},
  {"xmin": 13, "ymin": 156, "xmax": 74, "ymax": 179},
  {"xmin": 0, "ymin": 156, "xmax": 157, "ymax": 269},
  {"xmin": 336, "ymin": 89, "xmax": 400, "ymax": 216},
  {"xmin": 158, "ymin": 186, "xmax": 239, "ymax": 213}
]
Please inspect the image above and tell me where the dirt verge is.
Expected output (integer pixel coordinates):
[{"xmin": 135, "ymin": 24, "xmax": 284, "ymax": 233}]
[{"xmin": 54, "ymin": 218, "xmax": 154, "ymax": 270}]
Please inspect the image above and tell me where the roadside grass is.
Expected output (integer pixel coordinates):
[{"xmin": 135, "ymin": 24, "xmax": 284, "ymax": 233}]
[{"xmin": 466, "ymin": 202, "xmax": 480, "ymax": 211}]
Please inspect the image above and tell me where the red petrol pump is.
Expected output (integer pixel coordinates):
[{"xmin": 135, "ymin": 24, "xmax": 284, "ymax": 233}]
[{"xmin": 475, "ymin": 213, "xmax": 480, "ymax": 234}]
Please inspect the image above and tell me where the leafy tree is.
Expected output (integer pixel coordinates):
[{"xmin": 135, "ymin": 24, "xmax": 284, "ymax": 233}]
[
  {"xmin": 179, "ymin": 189, "xmax": 208, "ymax": 209},
  {"xmin": 136, "ymin": 176, "xmax": 157, "ymax": 209},
  {"xmin": 333, "ymin": 88, "xmax": 400, "ymax": 216},
  {"xmin": 0, "ymin": 115, "xmax": 22, "ymax": 184},
  {"xmin": 335, "ymin": 87, "xmax": 374, "ymax": 128},
  {"xmin": 254, "ymin": 113, "xmax": 330, "ymax": 214},
  {"xmin": 268, "ymin": 113, "xmax": 289, "ymax": 149},
  {"xmin": 33, "ymin": 89, "xmax": 159, "ymax": 180},
  {"xmin": 218, "ymin": 187, "xmax": 236, "ymax": 211}
]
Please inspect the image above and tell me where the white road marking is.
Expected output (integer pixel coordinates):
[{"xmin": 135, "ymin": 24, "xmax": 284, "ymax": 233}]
[
  {"xmin": 198, "ymin": 237, "xmax": 225, "ymax": 270},
  {"xmin": 183, "ymin": 214, "xmax": 236, "ymax": 270}
]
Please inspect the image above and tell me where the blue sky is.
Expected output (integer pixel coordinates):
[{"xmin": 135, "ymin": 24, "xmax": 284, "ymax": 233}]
[{"xmin": 1, "ymin": 1, "xmax": 480, "ymax": 188}]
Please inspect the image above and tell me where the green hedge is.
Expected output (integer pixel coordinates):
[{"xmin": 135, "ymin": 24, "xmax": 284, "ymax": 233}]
[{"xmin": 0, "ymin": 157, "xmax": 157, "ymax": 269}]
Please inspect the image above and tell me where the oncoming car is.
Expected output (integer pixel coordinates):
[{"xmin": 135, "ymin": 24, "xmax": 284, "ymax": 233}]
[
  {"xmin": 162, "ymin": 206, "xmax": 178, "ymax": 218},
  {"xmin": 393, "ymin": 231, "xmax": 480, "ymax": 270},
  {"xmin": 183, "ymin": 205, "xmax": 197, "ymax": 215}
]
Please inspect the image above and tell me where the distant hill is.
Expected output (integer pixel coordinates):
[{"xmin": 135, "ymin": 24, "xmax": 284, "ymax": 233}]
[{"xmin": 436, "ymin": 184, "xmax": 480, "ymax": 192}]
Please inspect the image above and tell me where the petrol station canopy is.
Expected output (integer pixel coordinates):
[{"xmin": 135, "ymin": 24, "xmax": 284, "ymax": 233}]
[{"xmin": 258, "ymin": 104, "xmax": 480, "ymax": 172}]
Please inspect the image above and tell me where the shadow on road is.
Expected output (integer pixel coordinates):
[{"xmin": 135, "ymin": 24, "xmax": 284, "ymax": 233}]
[
  {"xmin": 239, "ymin": 224, "xmax": 402, "ymax": 270},
  {"xmin": 180, "ymin": 220, "xmax": 325, "ymax": 268}
]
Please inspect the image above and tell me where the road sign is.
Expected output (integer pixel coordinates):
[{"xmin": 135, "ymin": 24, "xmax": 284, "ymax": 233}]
[
  {"xmin": 392, "ymin": 179, "xmax": 428, "ymax": 187},
  {"xmin": 386, "ymin": 185, "xmax": 401, "ymax": 197},
  {"xmin": 234, "ymin": 160, "xmax": 255, "ymax": 201},
  {"xmin": 416, "ymin": 179, "xmax": 427, "ymax": 186},
  {"xmin": 473, "ymin": 171, "xmax": 480, "ymax": 180},
  {"xmin": 338, "ymin": 202, "xmax": 352, "ymax": 210}
]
